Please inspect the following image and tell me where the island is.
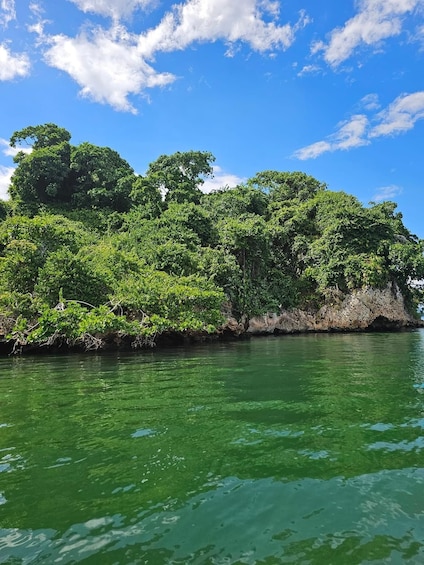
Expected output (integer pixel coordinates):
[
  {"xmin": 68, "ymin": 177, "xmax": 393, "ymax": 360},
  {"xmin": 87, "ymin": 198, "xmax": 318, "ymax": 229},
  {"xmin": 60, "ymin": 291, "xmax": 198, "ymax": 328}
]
[{"xmin": 0, "ymin": 123, "xmax": 423, "ymax": 354}]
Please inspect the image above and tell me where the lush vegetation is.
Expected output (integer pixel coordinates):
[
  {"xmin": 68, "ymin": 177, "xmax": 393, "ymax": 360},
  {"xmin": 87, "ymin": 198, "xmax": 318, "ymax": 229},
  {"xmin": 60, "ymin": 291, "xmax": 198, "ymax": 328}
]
[{"xmin": 1, "ymin": 123, "xmax": 423, "ymax": 351}]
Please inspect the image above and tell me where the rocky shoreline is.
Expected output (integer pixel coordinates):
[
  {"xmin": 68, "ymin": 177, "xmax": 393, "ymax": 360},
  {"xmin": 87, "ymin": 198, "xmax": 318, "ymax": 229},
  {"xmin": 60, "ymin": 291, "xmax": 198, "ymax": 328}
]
[
  {"xmin": 243, "ymin": 284, "xmax": 422, "ymax": 335},
  {"xmin": 1, "ymin": 285, "xmax": 422, "ymax": 355}
]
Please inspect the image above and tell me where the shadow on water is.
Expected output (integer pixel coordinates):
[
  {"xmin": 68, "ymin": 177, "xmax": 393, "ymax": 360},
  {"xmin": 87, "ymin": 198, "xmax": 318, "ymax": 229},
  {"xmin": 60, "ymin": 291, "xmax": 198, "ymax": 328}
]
[{"xmin": 1, "ymin": 331, "xmax": 424, "ymax": 563}]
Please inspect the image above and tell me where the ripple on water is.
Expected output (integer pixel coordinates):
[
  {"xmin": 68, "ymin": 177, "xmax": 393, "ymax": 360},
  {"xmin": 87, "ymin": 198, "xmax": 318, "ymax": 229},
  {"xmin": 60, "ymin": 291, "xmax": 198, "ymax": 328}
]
[
  {"xmin": 0, "ymin": 469, "xmax": 423, "ymax": 563},
  {"xmin": 1, "ymin": 334, "xmax": 424, "ymax": 563}
]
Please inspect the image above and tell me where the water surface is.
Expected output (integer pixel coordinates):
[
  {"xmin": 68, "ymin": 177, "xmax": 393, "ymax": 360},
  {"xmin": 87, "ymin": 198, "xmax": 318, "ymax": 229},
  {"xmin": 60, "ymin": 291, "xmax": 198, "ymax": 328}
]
[{"xmin": 1, "ymin": 331, "xmax": 424, "ymax": 563}]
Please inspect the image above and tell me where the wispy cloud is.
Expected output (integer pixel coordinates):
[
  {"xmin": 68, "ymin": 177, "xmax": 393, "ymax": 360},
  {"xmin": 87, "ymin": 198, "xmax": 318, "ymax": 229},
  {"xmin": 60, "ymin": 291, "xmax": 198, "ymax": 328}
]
[
  {"xmin": 370, "ymin": 91, "xmax": 424, "ymax": 137},
  {"xmin": 1, "ymin": 0, "xmax": 16, "ymax": 27},
  {"xmin": 258, "ymin": 0, "xmax": 280, "ymax": 18},
  {"xmin": 0, "ymin": 137, "xmax": 31, "ymax": 199},
  {"xmin": 294, "ymin": 90, "xmax": 424, "ymax": 159},
  {"xmin": 0, "ymin": 137, "xmax": 32, "ymax": 157},
  {"xmin": 372, "ymin": 184, "xmax": 403, "ymax": 202},
  {"xmin": 0, "ymin": 43, "xmax": 30, "ymax": 80},
  {"xmin": 27, "ymin": 3, "xmax": 51, "ymax": 40},
  {"xmin": 69, "ymin": 0, "xmax": 155, "ymax": 21},
  {"xmin": 0, "ymin": 165, "xmax": 13, "ymax": 200},
  {"xmin": 293, "ymin": 141, "xmax": 332, "ymax": 160},
  {"xmin": 41, "ymin": 0, "xmax": 310, "ymax": 112},
  {"xmin": 0, "ymin": 137, "xmax": 15, "ymax": 156},
  {"xmin": 416, "ymin": 23, "xmax": 424, "ymax": 46},
  {"xmin": 297, "ymin": 64, "xmax": 321, "ymax": 77},
  {"xmin": 201, "ymin": 166, "xmax": 245, "ymax": 193},
  {"xmin": 332, "ymin": 114, "xmax": 370, "ymax": 150},
  {"xmin": 294, "ymin": 114, "xmax": 369, "ymax": 159},
  {"xmin": 313, "ymin": 0, "xmax": 422, "ymax": 67},
  {"xmin": 360, "ymin": 93, "xmax": 380, "ymax": 110}
]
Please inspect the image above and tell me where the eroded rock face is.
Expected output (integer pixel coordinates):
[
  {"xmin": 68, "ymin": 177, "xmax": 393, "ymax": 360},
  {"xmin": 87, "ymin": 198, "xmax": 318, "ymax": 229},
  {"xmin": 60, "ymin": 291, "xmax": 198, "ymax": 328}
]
[{"xmin": 245, "ymin": 285, "xmax": 419, "ymax": 335}]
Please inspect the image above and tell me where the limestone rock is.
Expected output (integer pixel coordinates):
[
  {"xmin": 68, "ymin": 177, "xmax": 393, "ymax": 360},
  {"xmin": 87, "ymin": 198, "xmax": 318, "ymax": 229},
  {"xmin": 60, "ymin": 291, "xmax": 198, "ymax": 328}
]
[{"xmin": 245, "ymin": 284, "xmax": 419, "ymax": 335}]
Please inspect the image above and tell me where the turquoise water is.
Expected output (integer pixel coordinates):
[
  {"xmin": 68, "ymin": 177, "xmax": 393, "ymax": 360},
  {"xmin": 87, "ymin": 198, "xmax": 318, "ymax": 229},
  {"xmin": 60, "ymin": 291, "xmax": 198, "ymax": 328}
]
[{"xmin": 1, "ymin": 331, "xmax": 424, "ymax": 564}]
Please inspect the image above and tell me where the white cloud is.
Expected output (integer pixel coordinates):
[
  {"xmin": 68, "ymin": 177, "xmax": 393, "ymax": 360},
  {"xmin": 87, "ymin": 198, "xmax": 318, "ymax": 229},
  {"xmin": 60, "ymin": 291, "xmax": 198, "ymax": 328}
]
[
  {"xmin": 0, "ymin": 165, "xmax": 13, "ymax": 200},
  {"xmin": 360, "ymin": 93, "xmax": 380, "ymax": 110},
  {"xmin": 314, "ymin": 0, "xmax": 422, "ymax": 67},
  {"xmin": 0, "ymin": 137, "xmax": 32, "ymax": 157},
  {"xmin": 0, "ymin": 138, "xmax": 31, "ymax": 199},
  {"xmin": 294, "ymin": 115, "xmax": 369, "ymax": 160},
  {"xmin": 0, "ymin": 137, "xmax": 15, "ymax": 156},
  {"xmin": 27, "ymin": 4, "xmax": 51, "ymax": 40},
  {"xmin": 44, "ymin": 26, "xmax": 175, "ymax": 113},
  {"xmin": 29, "ymin": 2, "xmax": 43, "ymax": 16},
  {"xmin": 294, "ymin": 90, "xmax": 424, "ymax": 159},
  {"xmin": 372, "ymin": 184, "xmax": 403, "ymax": 202},
  {"xmin": 297, "ymin": 64, "xmax": 321, "ymax": 77},
  {"xmin": 69, "ymin": 0, "xmax": 155, "ymax": 20},
  {"xmin": 415, "ymin": 23, "xmax": 424, "ymax": 49},
  {"xmin": 139, "ymin": 1, "xmax": 310, "ymax": 57},
  {"xmin": 0, "ymin": 43, "xmax": 30, "ymax": 80},
  {"xmin": 1, "ymin": 0, "xmax": 15, "ymax": 26},
  {"xmin": 334, "ymin": 114, "xmax": 369, "ymax": 150},
  {"xmin": 43, "ymin": 1, "xmax": 310, "ymax": 112},
  {"xmin": 258, "ymin": 0, "xmax": 280, "ymax": 18},
  {"xmin": 294, "ymin": 140, "xmax": 332, "ymax": 160},
  {"xmin": 201, "ymin": 165, "xmax": 245, "ymax": 193},
  {"xmin": 370, "ymin": 91, "xmax": 424, "ymax": 137}
]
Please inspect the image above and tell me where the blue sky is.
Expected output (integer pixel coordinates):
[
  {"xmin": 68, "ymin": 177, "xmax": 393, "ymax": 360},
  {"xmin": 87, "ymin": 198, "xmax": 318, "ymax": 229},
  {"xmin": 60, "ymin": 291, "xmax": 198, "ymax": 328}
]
[{"xmin": 1, "ymin": 0, "xmax": 423, "ymax": 235}]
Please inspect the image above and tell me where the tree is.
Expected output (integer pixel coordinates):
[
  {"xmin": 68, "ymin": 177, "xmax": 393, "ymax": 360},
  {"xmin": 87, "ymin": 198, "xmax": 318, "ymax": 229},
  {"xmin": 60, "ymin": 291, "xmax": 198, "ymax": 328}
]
[
  {"xmin": 112, "ymin": 270, "xmax": 225, "ymax": 332},
  {"xmin": 130, "ymin": 176, "xmax": 163, "ymax": 218},
  {"xmin": 35, "ymin": 248, "xmax": 109, "ymax": 307},
  {"xmin": 218, "ymin": 214, "xmax": 274, "ymax": 314},
  {"xmin": 70, "ymin": 142, "xmax": 136, "ymax": 211},
  {"xmin": 146, "ymin": 151, "xmax": 215, "ymax": 204},
  {"xmin": 9, "ymin": 124, "xmax": 137, "ymax": 213},
  {"xmin": 248, "ymin": 170, "xmax": 326, "ymax": 206},
  {"xmin": 10, "ymin": 123, "xmax": 71, "ymax": 151},
  {"xmin": 0, "ymin": 200, "xmax": 8, "ymax": 222},
  {"xmin": 0, "ymin": 214, "xmax": 92, "ymax": 295},
  {"xmin": 201, "ymin": 184, "xmax": 269, "ymax": 221},
  {"xmin": 9, "ymin": 124, "xmax": 72, "ymax": 210},
  {"xmin": 161, "ymin": 202, "xmax": 216, "ymax": 246}
]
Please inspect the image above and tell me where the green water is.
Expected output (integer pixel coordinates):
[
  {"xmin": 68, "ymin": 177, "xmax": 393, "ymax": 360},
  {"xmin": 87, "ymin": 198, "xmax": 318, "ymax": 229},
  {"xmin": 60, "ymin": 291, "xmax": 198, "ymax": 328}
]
[{"xmin": 1, "ymin": 331, "xmax": 424, "ymax": 564}]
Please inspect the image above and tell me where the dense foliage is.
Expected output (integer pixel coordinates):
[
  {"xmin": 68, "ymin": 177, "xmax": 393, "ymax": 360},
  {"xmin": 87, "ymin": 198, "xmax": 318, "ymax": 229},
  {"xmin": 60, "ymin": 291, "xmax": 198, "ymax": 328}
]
[{"xmin": 1, "ymin": 123, "xmax": 423, "ymax": 351}]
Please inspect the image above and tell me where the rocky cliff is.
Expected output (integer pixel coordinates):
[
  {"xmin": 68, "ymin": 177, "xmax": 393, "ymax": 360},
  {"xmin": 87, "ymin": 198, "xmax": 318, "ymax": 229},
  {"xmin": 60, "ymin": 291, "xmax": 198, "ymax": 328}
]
[{"xmin": 242, "ymin": 284, "xmax": 421, "ymax": 335}]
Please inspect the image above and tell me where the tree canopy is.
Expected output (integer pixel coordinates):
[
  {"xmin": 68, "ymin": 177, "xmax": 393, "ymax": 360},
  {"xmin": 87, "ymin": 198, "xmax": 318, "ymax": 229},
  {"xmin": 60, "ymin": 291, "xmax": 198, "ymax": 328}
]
[
  {"xmin": 146, "ymin": 151, "xmax": 215, "ymax": 204},
  {"xmin": 8, "ymin": 125, "xmax": 136, "ymax": 213}
]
